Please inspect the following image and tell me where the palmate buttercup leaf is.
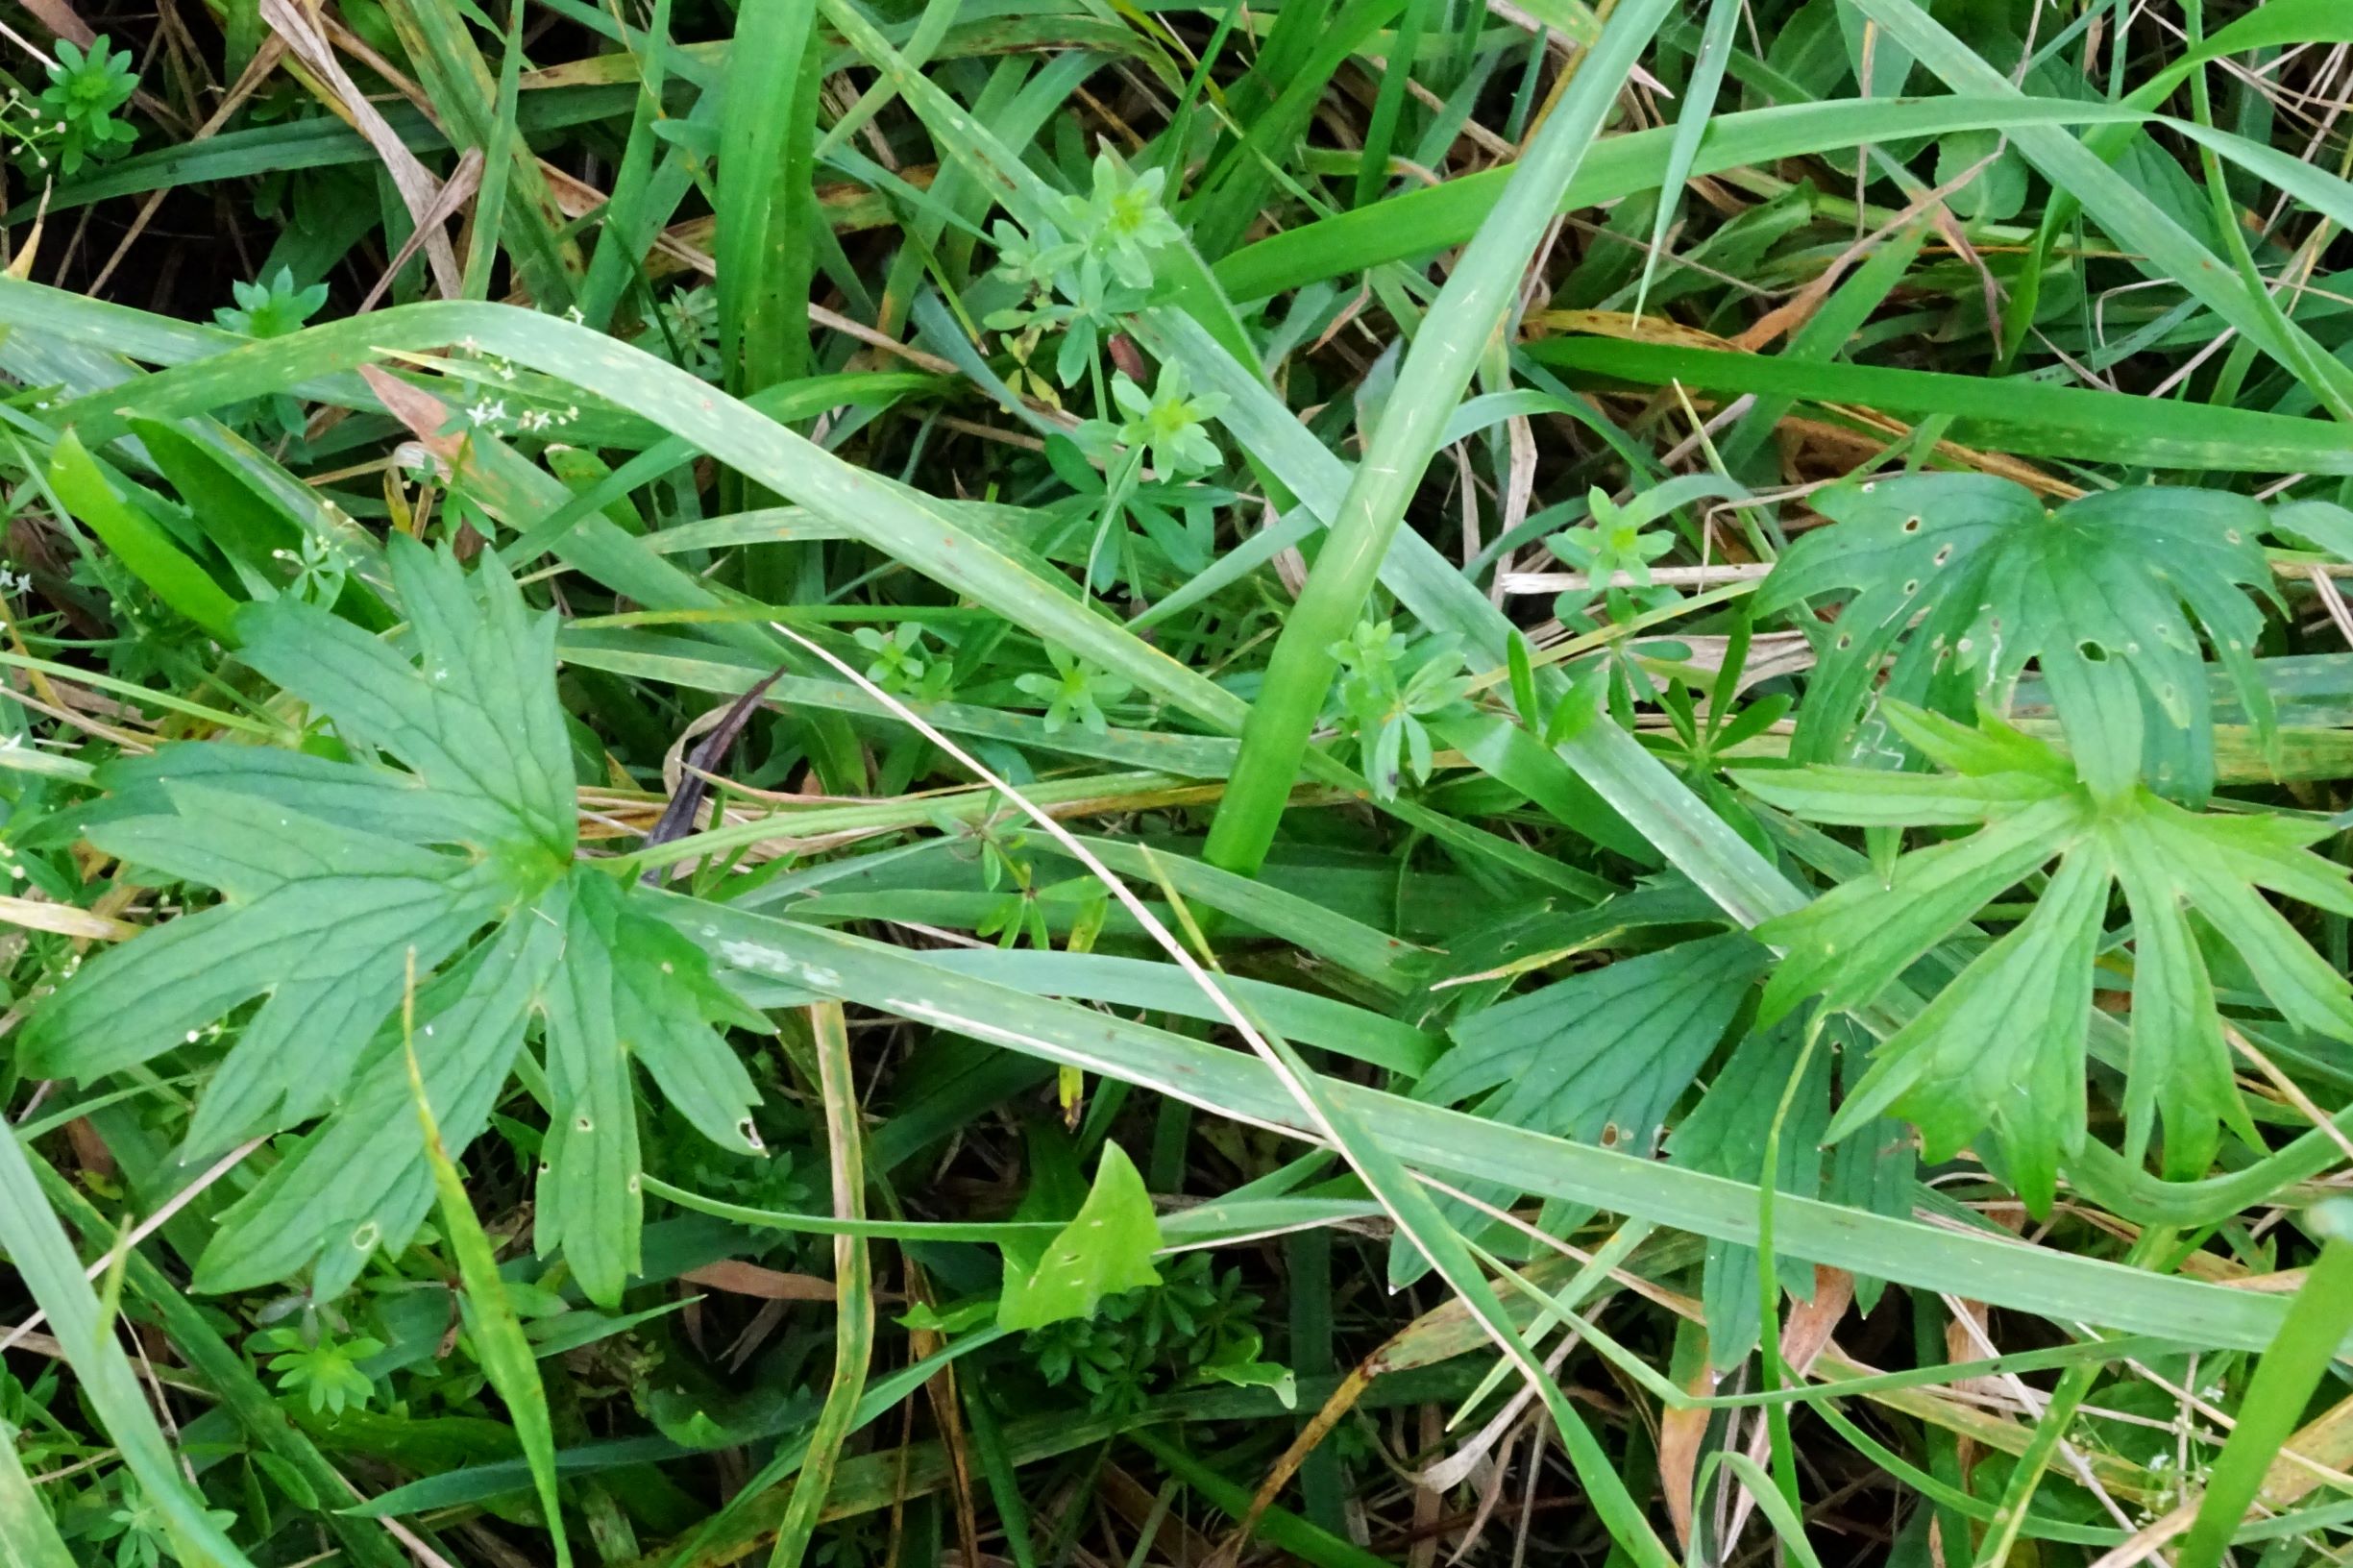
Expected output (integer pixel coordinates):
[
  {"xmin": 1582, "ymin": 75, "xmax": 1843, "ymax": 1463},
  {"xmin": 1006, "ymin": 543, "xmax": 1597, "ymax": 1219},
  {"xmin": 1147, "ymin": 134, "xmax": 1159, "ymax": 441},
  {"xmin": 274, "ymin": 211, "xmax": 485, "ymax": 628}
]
[
  {"xmin": 1738, "ymin": 704, "xmax": 2353, "ymax": 1213},
  {"xmin": 1396, "ymin": 931, "xmax": 1764, "ymax": 1283},
  {"xmin": 536, "ymin": 872, "xmax": 772, "ymax": 1305},
  {"xmin": 1759, "ymin": 474, "xmax": 2277, "ymax": 802},
  {"xmin": 1664, "ymin": 1016, "xmax": 1832, "ymax": 1368},
  {"xmin": 22, "ymin": 537, "xmax": 762, "ymax": 1305}
]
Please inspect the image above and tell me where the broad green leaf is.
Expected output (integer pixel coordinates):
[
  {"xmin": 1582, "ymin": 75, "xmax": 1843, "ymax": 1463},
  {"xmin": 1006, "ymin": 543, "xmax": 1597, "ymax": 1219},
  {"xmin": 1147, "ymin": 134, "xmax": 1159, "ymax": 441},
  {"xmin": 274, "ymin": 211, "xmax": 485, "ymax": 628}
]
[
  {"xmin": 1666, "ymin": 1017, "xmax": 1832, "ymax": 1367},
  {"xmin": 196, "ymin": 909, "xmax": 558, "ymax": 1299},
  {"xmin": 26, "ymin": 538, "xmax": 760, "ymax": 1300},
  {"xmin": 1759, "ymin": 474, "xmax": 2276, "ymax": 802},
  {"xmin": 30, "ymin": 780, "xmax": 514, "ymax": 1149},
  {"xmin": 238, "ymin": 530, "xmax": 578, "ymax": 855},
  {"xmin": 1426, "ymin": 933, "xmax": 1767, "ymax": 1147},
  {"xmin": 1408, "ymin": 932, "xmax": 1765, "ymax": 1283},
  {"xmin": 996, "ymin": 1141, "xmax": 1163, "ymax": 1330},
  {"xmin": 537, "ymin": 872, "xmax": 766, "ymax": 1305},
  {"xmin": 1741, "ymin": 708, "xmax": 2353, "ymax": 1202}
]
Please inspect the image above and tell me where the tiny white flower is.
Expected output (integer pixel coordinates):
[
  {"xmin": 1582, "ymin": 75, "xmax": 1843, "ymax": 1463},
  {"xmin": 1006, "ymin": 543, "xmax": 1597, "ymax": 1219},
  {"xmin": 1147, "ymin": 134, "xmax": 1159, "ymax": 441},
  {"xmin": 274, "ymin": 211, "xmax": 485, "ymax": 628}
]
[{"xmin": 468, "ymin": 398, "xmax": 508, "ymax": 428}]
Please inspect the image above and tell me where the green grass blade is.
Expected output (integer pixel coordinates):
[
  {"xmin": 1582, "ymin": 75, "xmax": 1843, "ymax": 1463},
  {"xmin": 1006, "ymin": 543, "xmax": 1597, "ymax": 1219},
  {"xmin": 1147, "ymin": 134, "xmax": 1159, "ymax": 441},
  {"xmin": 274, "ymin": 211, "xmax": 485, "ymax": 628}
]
[
  {"xmin": 0, "ymin": 1130, "xmax": 256, "ymax": 1568},
  {"xmin": 2179, "ymin": 1211, "xmax": 2353, "ymax": 1568},
  {"xmin": 1215, "ymin": 97, "xmax": 2140, "ymax": 301},
  {"xmin": 43, "ymin": 430, "xmax": 240, "ymax": 643},
  {"xmin": 1532, "ymin": 336, "xmax": 2353, "ymax": 474},
  {"xmin": 718, "ymin": 0, "xmax": 821, "ymax": 395},
  {"xmin": 1633, "ymin": 0, "xmax": 1740, "ymax": 320},
  {"xmin": 378, "ymin": 0, "xmax": 580, "ymax": 308},
  {"xmin": 1202, "ymin": 0, "xmax": 1678, "ymax": 880},
  {"xmin": 688, "ymin": 902, "xmax": 2303, "ymax": 1353},
  {"xmin": 30, "ymin": 1159, "xmax": 412, "ymax": 1568},
  {"xmin": 1846, "ymin": 0, "xmax": 2353, "ymax": 415},
  {"xmin": 459, "ymin": 4, "xmax": 527, "ymax": 302},
  {"xmin": 404, "ymin": 970, "xmax": 573, "ymax": 1568},
  {"xmin": 767, "ymin": 1001, "xmax": 874, "ymax": 1568},
  {"xmin": 0, "ymin": 1419, "xmax": 75, "ymax": 1568}
]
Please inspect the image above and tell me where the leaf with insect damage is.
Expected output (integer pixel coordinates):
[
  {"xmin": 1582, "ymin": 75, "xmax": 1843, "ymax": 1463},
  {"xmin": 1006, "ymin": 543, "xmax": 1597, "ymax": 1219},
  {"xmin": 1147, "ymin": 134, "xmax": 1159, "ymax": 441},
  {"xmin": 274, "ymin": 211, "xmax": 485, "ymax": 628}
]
[
  {"xmin": 1759, "ymin": 474, "xmax": 2275, "ymax": 802},
  {"xmin": 997, "ymin": 1141, "xmax": 1163, "ymax": 1331}
]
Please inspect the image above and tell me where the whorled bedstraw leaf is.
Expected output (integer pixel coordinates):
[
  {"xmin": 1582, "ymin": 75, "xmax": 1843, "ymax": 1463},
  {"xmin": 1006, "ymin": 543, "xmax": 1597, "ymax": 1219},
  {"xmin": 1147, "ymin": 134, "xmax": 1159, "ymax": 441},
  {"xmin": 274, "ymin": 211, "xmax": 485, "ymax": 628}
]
[
  {"xmin": 1739, "ymin": 704, "xmax": 2353, "ymax": 1212},
  {"xmin": 997, "ymin": 1141, "xmax": 1163, "ymax": 1331},
  {"xmin": 23, "ymin": 537, "xmax": 763, "ymax": 1304},
  {"xmin": 1758, "ymin": 474, "xmax": 2276, "ymax": 803}
]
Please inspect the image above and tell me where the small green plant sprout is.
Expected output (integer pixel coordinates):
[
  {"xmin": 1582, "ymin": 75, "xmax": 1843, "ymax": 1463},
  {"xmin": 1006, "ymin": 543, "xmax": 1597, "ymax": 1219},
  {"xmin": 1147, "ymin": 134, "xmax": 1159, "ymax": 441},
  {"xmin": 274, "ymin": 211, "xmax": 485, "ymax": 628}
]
[
  {"xmin": 1329, "ymin": 620, "xmax": 1474, "ymax": 799},
  {"xmin": 986, "ymin": 151, "xmax": 1183, "ymax": 395},
  {"xmin": 1064, "ymin": 365, "xmax": 1225, "ymax": 589},
  {"xmin": 270, "ymin": 531, "xmax": 353, "ymax": 607},
  {"xmin": 256, "ymin": 1324, "xmax": 384, "ymax": 1417},
  {"xmin": 1108, "ymin": 365, "xmax": 1226, "ymax": 479},
  {"xmin": 215, "ymin": 268, "xmax": 331, "ymax": 440},
  {"xmin": 1023, "ymin": 1252, "xmax": 1288, "ymax": 1415},
  {"xmin": 1016, "ymin": 645, "xmax": 1133, "ymax": 735},
  {"xmin": 984, "ymin": 227, "xmax": 1093, "ymax": 397},
  {"xmin": 1546, "ymin": 486, "xmax": 1680, "ymax": 628},
  {"xmin": 1061, "ymin": 151, "xmax": 1184, "ymax": 292},
  {"xmin": 851, "ymin": 623, "xmax": 946, "ymax": 698},
  {"xmin": 31, "ymin": 36, "xmax": 137, "ymax": 175},
  {"xmin": 647, "ymin": 283, "xmax": 722, "ymax": 380},
  {"xmin": 81, "ymin": 1481, "xmax": 235, "ymax": 1568},
  {"xmin": 215, "ymin": 267, "xmax": 329, "ymax": 338},
  {"xmin": 989, "ymin": 217, "xmax": 1085, "ymax": 294}
]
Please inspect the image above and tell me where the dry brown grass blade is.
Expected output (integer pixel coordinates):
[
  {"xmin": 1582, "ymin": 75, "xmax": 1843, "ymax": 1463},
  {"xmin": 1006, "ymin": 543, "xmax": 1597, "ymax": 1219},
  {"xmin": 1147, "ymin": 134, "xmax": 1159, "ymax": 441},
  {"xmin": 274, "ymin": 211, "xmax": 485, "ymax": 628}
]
[
  {"xmin": 257, "ymin": 0, "xmax": 462, "ymax": 297},
  {"xmin": 678, "ymin": 1261, "xmax": 838, "ymax": 1301},
  {"xmin": 357, "ymin": 148, "xmax": 486, "ymax": 313},
  {"xmin": 1717, "ymin": 1268, "xmax": 1854, "ymax": 1549},
  {"xmin": 1222, "ymin": 1363, "xmax": 1377, "ymax": 1559},
  {"xmin": 0, "ymin": 894, "xmax": 135, "ymax": 942},
  {"xmin": 16, "ymin": 0, "xmax": 91, "ymax": 49},
  {"xmin": 1655, "ymin": 1361, "xmax": 1716, "ymax": 1552}
]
